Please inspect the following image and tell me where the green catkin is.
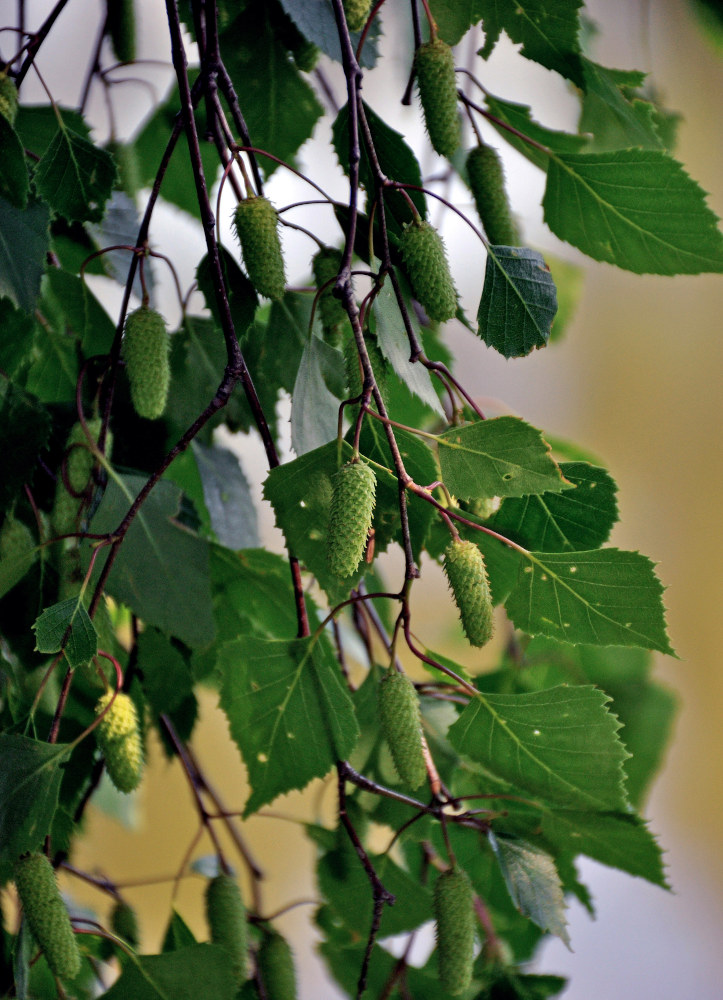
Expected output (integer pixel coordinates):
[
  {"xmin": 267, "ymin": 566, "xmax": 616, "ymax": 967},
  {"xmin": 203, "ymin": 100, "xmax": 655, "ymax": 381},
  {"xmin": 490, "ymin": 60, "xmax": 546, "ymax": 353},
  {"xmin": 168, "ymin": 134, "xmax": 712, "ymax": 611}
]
[
  {"xmin": 205, "ymin": 875, "xmax": 247, "ymax": 986},
  {"xmin": 378, "ymin": 669, "xmax": 426, "ymax": 789},
  {"xmin": 414, "ymin": 39, "xmax": 461, "ymax": 158},
  {"xmin": 52, "ymin": 418, "xmax": 112, "ymax": 535},
  {"xmin": 233, "ymin": 196, "xmax": 286, "ymax": 301},
  {"xmin": 312, "ymin": 247, "xmax": 347, "ymax": 344},
  {"xmin": 434, "ymin": 867, "xmax": 475, "ymax": 995},
  {"xmin": 399, "ymin": 219, "xmax": 457, "ymax": 322},
  {"xmin": 466, "ymin": 143, "xmax": 520, "ymax": 246},
  {"xmin": 443, "ymin": 538, "xmax": 495, "ymax": 648},
  {"xmin": 95, "ymin": 691, "xmax": 144, "ymax": 793},
  {"xmin": 122, "ymin": 306, "xmax": 170, "ymax": 420},
  {"xmin": 258, "ymin": 930, "xmax": 297, "ymax": 1000},
  {"xmin": 326, "ymin": 461, "xmax": 377, "ymax": 579},
  {"xmin": 291, "ymin": 37, "xmax": 319, "ymax": 72},
  {"xmin": 342, "ymin": 333, "xmax": 389, "ymax": 404},
  {"xmin": 106, "ymin": 0, "xmax": 136, "ymax": 64},
  {"xmin": 343, "ymin": 0, "xmax": 371, "ymax": 32},
  {"xmin": 0, "ymin": 73, "xmax": 18, "ymax": 125},
  {"xmin": 14, "ymin": 853, "xmax": 82, "ymax": 982}
]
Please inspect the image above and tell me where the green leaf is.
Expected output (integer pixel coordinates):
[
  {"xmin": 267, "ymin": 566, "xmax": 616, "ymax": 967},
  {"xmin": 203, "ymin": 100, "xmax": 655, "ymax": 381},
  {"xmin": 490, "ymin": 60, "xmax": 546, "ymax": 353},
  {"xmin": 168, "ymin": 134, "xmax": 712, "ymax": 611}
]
[
  {"xmin": 505, "ymin": 548, "xmax": 674, "ymax": 653},
  {"xmin": 85, "ymin": 475, "xmax": 215, "ymax": 648},
  {"xmin": 137, "ymin": 628, "xmax": 194, "ymax": 715},
  {"xmin": 24, "ymin": 326, "xmax": 78, "ymax": 404},
  {"xmin": 0, "ymin": 297, "xmax": 37, "ymax": 379},
  {"xmin": 477, "ymin": 0, "xmax": 584, "ymax": 83},
  {"xmin": 162, "ymin": 910, "xmax": 198, "ymax": 953},
  {"xmin": 196, "ymin": 246, "xmax": 258, "ymax": 340},
  {"xmin": 291, "ymin": 336, "xmax": 345, "ymax": 455},
  {"xmin": 223, "ymin": 7, "xmax": 323, "ymax": 175},
  {"xmin": 437, "ymin": 416, "xmax": 567, "ymax": 501},
  {"xmin": 579, "ymin": 59, "xmax": 663, "ymax": 152},
  {"xmin": 217, "ymin": 633, "xmax": 359, "ymax": 815},
  {"xmin": 0, "ymin": 734, "xmax": 70, "ymax": 864},
  {"xmin": 0, "ymin": 115, "xmax": 29, "ymax": 207},
  {"xmin": 429, "ymin": 0, "xmax": 485, "ymax": 44},
  {"xmin": 44, "ymin": 268, "xmax": 116, "ymax": 357},
  {"xmin": 478, "ymin": 247, "xmax": 558, "ymax": 358},
  {"xmin": 33, "ymin": 596, "xmax": 98, "ymax": 669},
  {"xmin": 488, "ymin": 462, "xmax": 618, "ymax": 552},
  {"xmin": 545, "ymin": 254, "xmax": 584, "ymax": 342},
  {"xmin": 0, "ymin": 521, "xmax": 36, "ymax": 599},
  {"xmin": 278, "ymin": 0, "xmax": 381, "ymax": 68},
  {"xmin": 191, "ymin": 441, "xmax": 259, "ymax": 550},
  {"xmin": 484, "ymin": 93, "xmax": 587, "ymax": 171},
  {"xmin": 0, "ymin": 196, "xmax": 50, "ymax": 312},
  {"xmin": 371, "ymin": 278, "xmax": 445, "ymax": 416},
  {"xmin": 15, "ymin": 105, "xmax": 91, "ymax": 156},
  {"xmin": 489, "ymin": 833, "xmax": 570, "ymax": 944},
  {"xmin": 543, "ymin": 149, "xmax": 723, "ymax": 274},
  {"xmin": 540, "ymin": 810, "xmax": 668, "ymax": 887},
  {"xmin": 0, "ymin": 381, "xmax": 51, "ymax": 508},
  {"xmin": 34, "ymin": 127, "xmax": 117, "ymax": 223},
  {"xmin": 448, "ymin": 685, "xmax": 630, "ymax": 810},
  {"xmin": 98, "ymin": 944, "xmax": 237, "ymax": 1000},
  {"xmin": 332, "ymin": 102, "xmax": 426, "ymax": 236}
]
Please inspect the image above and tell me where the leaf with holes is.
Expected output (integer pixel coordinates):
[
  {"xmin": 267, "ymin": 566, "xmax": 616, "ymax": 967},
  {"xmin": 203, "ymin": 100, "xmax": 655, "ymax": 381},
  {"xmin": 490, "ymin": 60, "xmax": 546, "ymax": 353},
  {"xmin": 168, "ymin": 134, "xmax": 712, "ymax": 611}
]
[
  {"xmin": 506, "ymin": 548, "xmax": 674, "ymax": 653},
  {"xmin": 448, "ymin": 685, "xmax": 630, "ymax": 810},
  {"xmin": 437, "ymin": 417, "xmax": 568, "ymax": 501},
  {"xmin": 478, "ymin": 247, "xmax": 558, "ymax": 358}
]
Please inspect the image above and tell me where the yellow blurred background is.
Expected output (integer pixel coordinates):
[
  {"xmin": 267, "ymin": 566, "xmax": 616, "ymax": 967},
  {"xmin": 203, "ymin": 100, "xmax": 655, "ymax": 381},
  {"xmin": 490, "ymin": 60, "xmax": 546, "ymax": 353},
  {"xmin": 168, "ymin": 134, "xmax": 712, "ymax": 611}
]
[{"xmin": 16, "ymin": 0, "xmax": 720, "ymax": 995}]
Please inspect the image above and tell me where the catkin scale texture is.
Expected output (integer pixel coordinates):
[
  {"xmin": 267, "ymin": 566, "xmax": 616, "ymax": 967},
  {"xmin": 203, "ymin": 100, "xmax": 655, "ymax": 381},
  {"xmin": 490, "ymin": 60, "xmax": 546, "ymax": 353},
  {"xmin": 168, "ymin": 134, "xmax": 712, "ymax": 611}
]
[
  {"xmin": 0, "ymin": 74, "xmax": 18, "ymax": 125},
  {"xmin": 434, "ymin": 868, "xmax": 475, "ymax": 994},
  {"xmin": 443, "ymin": 538, "xmax": 495, "ymax": 647},
  {"xmin": 326, "ymin": 461, "xmax": 376, "ymax": 578},
  {"xmin": 205, "ymin": 875, "xmax": 247, "ymax": 985},
  {"xmin": 379, "ymin": 670, "xmax": 426, "ymax": 788},
  {"xmin": 414, "ymin": 39, "xmax": 461, "ymax": 158},
  {"xmin": 233, "ymin": 196, "xmax": 286, "ymax": 301},
  {"xmin": 399, "ymin": 220, "xmax": 457, "ymax": 322},
  {"xmin": 466, "ymin": 143, "xmax": 519, "ymax": 246},
  {"xmin": 343, "ymin": 0, "xmax": 371, "ymax": 31},
  {"xmin": 122, "ymin": 307, "xmax": 170, "ymax": 420},
  {"xmin": 343, "ymin": 334, "xmax": 389, "ymax": 404},
  {"xmin": 95, "ymin": 692, "xmax": 144, "ymax": 793},
  {"xmin": 14, "ymin": 853, "xmax": 82, "ymax": 981},
  {"xmin": 258, "ymin": 931, "xmax": 297, "ymax": 999},
  {"xmin": 312, "ymin": 247, "xmax": 347, "ymax": 344}
]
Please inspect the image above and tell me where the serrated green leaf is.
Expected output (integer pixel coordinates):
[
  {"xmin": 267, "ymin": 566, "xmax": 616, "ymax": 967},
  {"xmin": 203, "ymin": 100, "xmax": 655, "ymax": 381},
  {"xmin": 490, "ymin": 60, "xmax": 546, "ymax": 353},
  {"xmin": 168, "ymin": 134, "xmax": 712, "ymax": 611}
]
[
  {"xmin": 0, "ymin": 115, "xmax": 29, "ymax": 207},
  {"xmin": 484, "ymin": 93, "xmax": 587, "ymax": 171},
  {"xmin": 291, "ymin": 336, "xmax": 345, "ymax": 455},
  {"xmin": 24, "ymin": 326, "xmax": 78, "ymax": 404},
  {"xmin": 137, "ymin": 628, "xmax": 194, "ymax": 715},
  {"xmin": 44, "ymin": 268, "xmax": 116, "ymax": 357},
  {"xmin": 85, "ymin": 475, "xmax": 215, "ymax": 648},
  {"xmin": 191, "ymin": 441, "xmax": 259, "ymax": 550},
  {"xmin": 217, "ymin": 633, "xmax": 359, "ymax": 816},
  {"xmin": 0, "ymin": 381, "xmax": 51, "ymax": 508},
  {"xmin": 448, "ymin": 685, "xmax": 630, "ymax": 810},
  {"xmin": 540, "ymin": 810, "xmax": 668, "ymax": 887},
  {"xmin": 437, "ymin": 416, "xmax": 567, "ymax": 501},
  {"xmin": 429, "ymin": 0, "xmax": 485, "ymax": 44},
  {"xmin": 332, "ymin": 101, "xmax": 426, "ymax": 236},
  {"xmin": 35, "ymin": 127, "xmax": 116, "ymax": 223},
  {"xmin": 33, "ymin": 596, "xmax": 98, "ymax": 668},
  {"xmin": 15, "ymin": 105, "xmax": 91, "ymax": 156},
  {"xmin": 277, "ymin": 0, "xmax": 381, "ymax": 68},
  {"xmin": 98, "ymin": 944, "xmax": 237, "ymax": 1000},
  {"xmin": 489, "ymin": 462, "xmax": 618, "ymax": 551},
  {"xmin": 505, "ymin": 548, "xmax": 674, "ymax": 653},
  {"xmin": 489, "ymin": 832, "xmax": 570, "ymax": 944},
  {"xmin": 579, "ymin": 58, "xmax": 663, "ymax": 151},
  {"xmin": 543, "ymin": 149, "xmax": 723, "ymax": 274},
  {"xmin": 0, "ymin": 196, "xmax": 49, "ymax": 312},
  {"xmin": 478, "ymin": 0, "xmax": 584, "ymax": 83},
  {"xmin": 0, "ymin": 734, "xmax": 70, "ymax": 864},
  {"xmin": 478, "ymin": 246, "xmax": 558, "ymax": 358},
  {"xmin": 372, "ymin": 279, "xmax": 445, "ymax": 416}
]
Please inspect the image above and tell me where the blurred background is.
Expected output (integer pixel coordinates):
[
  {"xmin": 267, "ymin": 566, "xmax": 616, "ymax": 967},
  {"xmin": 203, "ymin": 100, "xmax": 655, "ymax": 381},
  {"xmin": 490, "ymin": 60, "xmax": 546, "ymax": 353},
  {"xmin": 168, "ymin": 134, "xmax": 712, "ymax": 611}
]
[{"xmin": 12, "ymin": 1, "xmax": 723, "ymax": 996}]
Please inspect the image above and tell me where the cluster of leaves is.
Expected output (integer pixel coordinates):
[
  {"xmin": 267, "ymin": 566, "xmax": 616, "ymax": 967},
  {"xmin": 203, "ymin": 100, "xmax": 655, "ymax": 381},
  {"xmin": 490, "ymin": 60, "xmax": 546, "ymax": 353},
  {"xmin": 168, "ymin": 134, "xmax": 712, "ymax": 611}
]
[{"xmin": 0, "ymin": 0, "xmax": 719, "ymax": 998}]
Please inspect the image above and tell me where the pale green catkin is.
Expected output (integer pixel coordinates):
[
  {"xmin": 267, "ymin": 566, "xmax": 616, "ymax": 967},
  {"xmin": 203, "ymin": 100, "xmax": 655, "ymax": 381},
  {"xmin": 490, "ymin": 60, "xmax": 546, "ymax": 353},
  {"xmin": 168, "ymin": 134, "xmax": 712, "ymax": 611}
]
[
  {"xmin": 205, "ymin": 875, "xmax": 247, "ymax": 986},
  {"xmin": 95, "ymin": 692, "xmax": 144, "ymax": 793},
  {"xmin": 312, "ymin": 247, "xmax": 347, "ymax": 344},
  {"xmin": 434, "ymin": 867, "xmax": 475, "ymax": 994},
  {"xmin": 233, "ymin": 196, "xmax": 286, "ymax": 301},
  {"xmin": 379, "ymin": 669, "xmax": 426, "ymax": 788},
  {"xmin": 122, "ymin": 307, "xmax": 170, "ymax": 420},
  {"xmin": 414, "ymin": 39, "xmax": 461, "ymax": 158},
  {"xmin": 258, "ymin": 930, "xmax": 298, "ymax": 999},
  {"xmin": 343, "ymin": 0, "xmax": 371, "ymax": 32},
  {"xmin": 466, "ymin": 143, "xmax": 520, "ymax": 246},
  {"xmin": 326, "ymin": 461, "xmax": 377, "ymax": 579},
  {"xmin": 0, "ymin": 73, "xmax": 18, "ymax": 125},
  {"xmin": 343, "ymin": 333, "xmax": 389, "ymax": 404},
  {"xmin": 14, "ymin": 853, "xmax": 82, "ymax": 981},
  {"xmin": 443, "ymin": 538, "xmax": 495, "ymax": 648},
  {"xmin": 399, "ymin": 219, "xmax": 457, "ymax": 322},
  {"xmin": 52, "ymin": 418, "xmax": 112, "ymax": 535}
]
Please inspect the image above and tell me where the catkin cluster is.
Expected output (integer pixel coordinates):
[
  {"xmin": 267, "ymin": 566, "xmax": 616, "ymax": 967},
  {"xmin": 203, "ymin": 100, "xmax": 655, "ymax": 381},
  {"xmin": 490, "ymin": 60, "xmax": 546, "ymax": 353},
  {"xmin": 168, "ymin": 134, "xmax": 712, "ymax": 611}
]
[
  {"xmin": 122, "ymin": 306, "xmax": 170, "ymax": 420},
  {"xmin": 95, "ymin": 691, "xmax": 144, "ymax": 793},
  {"xmin": 343, "ymin": 0, "xmax": 371, "ymax": 32},
  {"xmin": 326, "ymin": 461, "xmax": 377, "ymax": 579},
  {"xmin": 14, "ymin": 853, "xmax": 82, "ymax": 981},
  {"xmin": 233, "ymin": 195, "xmax": 286, "ymax": 301},
  {"xmin": 379, "ymin": 669, "xmax": 426, "ymax": 788},
  {"xmin": 443, "ymin": 538, "xmax": 495, "ymax": 647},
  {"xmin": 399, "ymin": 219, "xmax": 457, "ymax": 322}
]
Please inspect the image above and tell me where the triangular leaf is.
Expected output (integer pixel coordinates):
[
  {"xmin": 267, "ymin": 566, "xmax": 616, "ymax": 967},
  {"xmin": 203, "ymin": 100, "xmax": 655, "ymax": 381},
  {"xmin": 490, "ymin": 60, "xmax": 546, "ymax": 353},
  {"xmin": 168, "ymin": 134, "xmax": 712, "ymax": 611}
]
[
  {"xmin": 478, "ymin": 246, "xmax": 558, "ymax": 358},
  {"xmin": 0, "ymin": 734, "xmax": 70, "ymax": 864},
  {"xmin": 448, "ymin": 685, "xmax": 630, "ymax": 810},
  {"xmin": 437, "ymin": 416, "xmax": 568, "ymax": 500},
  {"xmin": 489, "ymin": 832, "xmax": 570, "ymax": 944},
  {"xmin": 35, "ymin": 127, "xmax": 117, "ymax": 223},
  {"xmin": 217, "ymin": 633, "xmax": 359, "ymax": 816},
  {"xmin": 33, "ymin": 596, "xmax": 98, "ymax": 669},
  {"xmin": 543, "ymin": 149, "xmax": 723, "ymax": 274},
  {"xmin": 505, "ymin": 548, "xmax": 674, "ymax": 653}
]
